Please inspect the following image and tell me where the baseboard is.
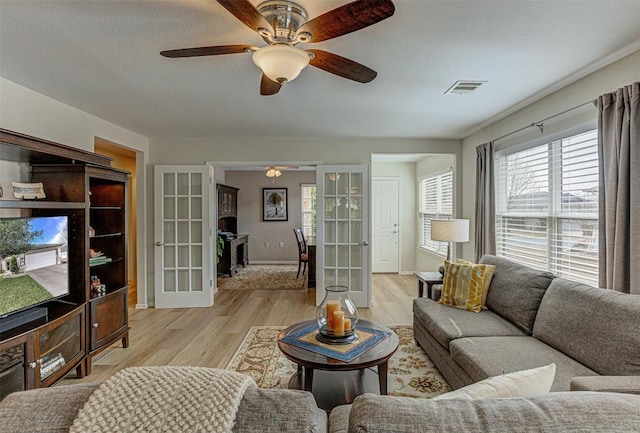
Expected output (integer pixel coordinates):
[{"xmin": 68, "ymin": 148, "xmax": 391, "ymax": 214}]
[{"xmin": 135, "ymin": 303, "xmax": 148, "ymax": 309}]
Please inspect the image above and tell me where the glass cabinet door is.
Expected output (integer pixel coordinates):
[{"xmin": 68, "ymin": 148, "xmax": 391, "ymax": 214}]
[
  {"xmin": 38, "ymin": 313, "xmax": 82, "ymax": 381},
  {"xmin": 0, "ymin": 338, "xmax": 27, "ymax": 400}
]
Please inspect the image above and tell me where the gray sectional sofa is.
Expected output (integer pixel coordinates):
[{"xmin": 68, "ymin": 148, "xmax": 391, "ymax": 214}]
[
  {"xmin": 413, "ymin": 254, "xmax": 640, "ymax": 392},
  {"xmin": 2, "ymin": 254, "xmax": 640, "ymax": 432},
  {"xmin": 0, "ymin": 382, "xmax": 328, "ymax": 433}
]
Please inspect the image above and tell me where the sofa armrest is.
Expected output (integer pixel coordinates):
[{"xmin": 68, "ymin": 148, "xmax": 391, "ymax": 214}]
[
  {"xmin": 0, "ymin": 383, "xmax": 100, "ymax": 433},
  {"xmin": 570, "ymin": 376, "xmax": 640, "ymax": 394}
]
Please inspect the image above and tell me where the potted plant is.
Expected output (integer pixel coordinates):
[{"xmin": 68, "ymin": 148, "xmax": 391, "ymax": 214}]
[{"xmin": 216, "ymin": 235, "xmax": 225, "ymax": 264}]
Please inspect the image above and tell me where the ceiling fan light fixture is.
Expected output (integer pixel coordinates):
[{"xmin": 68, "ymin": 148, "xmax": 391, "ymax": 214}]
[
  {"xmin": 252, "ymin": 44, "xmax": 310, "ymax": 83},
  {"xmin": 266, "ymin": 167, "xmax": 282, "ymax": 178}
]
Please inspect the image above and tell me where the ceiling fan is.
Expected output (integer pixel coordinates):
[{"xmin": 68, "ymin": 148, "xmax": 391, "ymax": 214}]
[{"xmin": 160, "ymin": 0, "xmax": 395, "ymax": 95}]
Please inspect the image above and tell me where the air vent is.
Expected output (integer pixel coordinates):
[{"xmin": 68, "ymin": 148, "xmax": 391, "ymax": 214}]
[{"xmin": 445, "ymin": 80, "xmax": 487, "ymax": 95}]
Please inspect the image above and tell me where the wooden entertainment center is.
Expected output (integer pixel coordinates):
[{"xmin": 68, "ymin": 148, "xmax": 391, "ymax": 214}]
[{"xmin": 0, "ymin": 129, "xmax": 129, "ymax": 399}]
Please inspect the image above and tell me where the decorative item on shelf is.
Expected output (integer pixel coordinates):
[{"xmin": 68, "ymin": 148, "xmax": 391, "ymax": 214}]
[
  {"xmin": 90, "ymin": 275, "xmax": 106, "ymax": 296},
  {"xmin": 40, "ymin": 352, "xmax": 66, "ymax": 378},
  {"xmin": 430, "ymin": 219, "xmax": 470, "ymax": 274},
  {"xmin": 11, "ymin": 182, "xmax": 45, "ymax": 200},
  {"xmin": 316, "ymin": 286, "xmax": 358, "ymax": 344},
  {"xmin": 88, "ymin": 226, "xmax": 96, "ymax": 237}
]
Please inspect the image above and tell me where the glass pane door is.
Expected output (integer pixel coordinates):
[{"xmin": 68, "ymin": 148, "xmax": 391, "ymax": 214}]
[
  {"xmin": 154, "ymin": 166, "xmax": 212, "ymax": 308},
  {"xmin": 316, "ymin": 165, "xmax": 369, "ymax": 307}
]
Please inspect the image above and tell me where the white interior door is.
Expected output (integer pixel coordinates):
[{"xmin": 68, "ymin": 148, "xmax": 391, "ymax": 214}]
[
  {"xmin": 316, "ymin": 165, "xmax": 370, "ymax": 307},
  {"xmin": 154, "ymin": 165, "xmax": 213, "ymax": 308},
  {"xmin": 372, "ymin": 178, "xmax": 399, "ymax": 273}
]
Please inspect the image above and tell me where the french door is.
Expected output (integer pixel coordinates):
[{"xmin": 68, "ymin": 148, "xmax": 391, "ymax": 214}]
[
  {"xmin": 316, "ymin": 165, "xmax": 370, "ymax": 307},
  {"xmin": 154, "ymin": 165, "xmax": 213, "ymax": 308}
]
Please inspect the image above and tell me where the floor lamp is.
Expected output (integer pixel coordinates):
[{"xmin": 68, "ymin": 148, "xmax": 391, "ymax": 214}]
[{"xmin": 431, "ymin": 219, "xmax": 470, "ymax": 274}]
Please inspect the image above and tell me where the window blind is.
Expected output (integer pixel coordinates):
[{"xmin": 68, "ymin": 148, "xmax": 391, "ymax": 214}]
[
  {"xmin": 419, "ymin": 169, "xmax": 453, "ymax": 255},
  {"xmin": 495, "ymin": 130, "xmax": 598, "ymax": 285}
]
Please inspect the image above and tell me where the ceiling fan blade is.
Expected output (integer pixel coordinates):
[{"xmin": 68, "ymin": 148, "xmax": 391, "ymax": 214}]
[
  {"xmin": 217, "ymin": 0, "xmax": 274, "ymax": 33},
  {"xmin": 260, "ymin": 74, "xmax": 282, "ymax": 96},
  {"xmin": 297, "ymin": 0, "xmax": 395, "ymax": 43},
  {"xmin": 160, "ymin": 44, "xmax": 256, "ymax": 58},
  {"xmin": 307, "ymin": 50, "xmax": 377, "ymax": 83}
]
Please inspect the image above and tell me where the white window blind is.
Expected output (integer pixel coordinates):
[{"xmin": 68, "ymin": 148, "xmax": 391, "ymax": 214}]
[
  {"xmin": 419, "ymin": 169, "xmax": 453, "ymax": 255},
  {"xmin": 495, "ymin": 129, "xmax": 598, "ymax": 285}
]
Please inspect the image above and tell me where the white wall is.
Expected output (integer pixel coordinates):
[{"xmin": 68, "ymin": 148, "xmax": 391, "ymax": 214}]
[
  {"xmin": 460, "ymin": 49, "xmax": 640, "ymax": 261},
  {"xmin": 1, "ymin": 78, "xmax": 148, "ymax": 152},
  {"xmin": 0, "ymin": 77, "xmax": 151, "ymax": 307},
  {"xmin": 224, "ymin": 170, "xmax": 316, "ymax": 263}
]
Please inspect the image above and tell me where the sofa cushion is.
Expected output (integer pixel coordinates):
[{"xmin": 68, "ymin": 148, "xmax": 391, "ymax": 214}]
[
  {"xmin": 413, "ymin": 298, "xmax": 525, "ymax": 350},
  {"xmin": 450, "ymin": 336, "xmax": 597, "ymax": 391},
  {"xmin": 439, "ymin": 260, "xmax": 494, "ymax": 312},
  {"xmin": 328, "ymin": 404, "xmax": 351, "ymax": 433},
  {"xmin": 346, "ymin": 392, "xmax": 640, "ymax": 433},
  {"xmin": 433, "ymin": 363, "xmax": 556, "ymax": 400},
  {"xmin": 232, "ymin": 386, "xmax": 327, "ymax": 433},
  {"xmin": 532, "ymin": 278, "xmax": 640, "ymax": 376},
  {"xmin": 0, "ymin": 383, "xmax": 100, "ymax": 433},
  {"xmin": 479, "ymin": 254, "xmax": 555, "ymax": 334}
]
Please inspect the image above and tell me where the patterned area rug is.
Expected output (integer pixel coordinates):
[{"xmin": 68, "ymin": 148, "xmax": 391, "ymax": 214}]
[
  {"xmin": 226, "ymin": 325, "xmax": 451, "ymax": 398},
  {"xmin": 218, "ymin": 265, "xmax": 305, "ymax": 290}
]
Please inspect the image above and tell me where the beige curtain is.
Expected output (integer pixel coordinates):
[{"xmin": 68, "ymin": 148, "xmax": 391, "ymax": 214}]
[
  {"xmin": 597, "ymin": 82, "xmax": 640, "ymax": 294},
  {"xmin": 474, "ymin": 141, "xmax": 496, "ymax": 262}
]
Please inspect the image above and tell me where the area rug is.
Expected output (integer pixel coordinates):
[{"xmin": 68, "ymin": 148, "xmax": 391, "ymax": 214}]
[
  {"xmin": 226, "ymin": 325, "xmax": 451, "ymax": 398},
  {"xmin": 218, "ymin": 265, "xmax": 305, "ymax": 290}
]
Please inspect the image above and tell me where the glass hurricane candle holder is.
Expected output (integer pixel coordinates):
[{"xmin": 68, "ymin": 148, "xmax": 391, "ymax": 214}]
[{"xmin": 316, "ymin": 286, "xmax": 358, "ymax": 344}]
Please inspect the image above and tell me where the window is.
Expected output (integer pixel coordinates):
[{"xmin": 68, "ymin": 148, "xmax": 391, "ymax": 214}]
[
  {"xmin": 418, "ymin": 169, "xmax": 453, "ymax": 255},
  {"xmin": 495, "ymin": 129, "xmax": 598, "ymax": 286},
  {"xmin": 301, "ymin": 184, "xmax": 316, "ymax": 242}
]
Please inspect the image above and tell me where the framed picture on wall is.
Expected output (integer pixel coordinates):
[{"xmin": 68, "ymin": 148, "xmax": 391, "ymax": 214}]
[{"xmin": 263, "ymin": 188, "xmax": 288, "ymax": 221}]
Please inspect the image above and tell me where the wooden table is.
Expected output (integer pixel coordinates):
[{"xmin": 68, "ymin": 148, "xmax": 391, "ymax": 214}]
[
  {"xmin": 414, "ymin": 271, "xmax": 444, "ymax": 298},
  {"xmin": 277, "ymin": 319, "xmax": 399, "ymax": 410}
]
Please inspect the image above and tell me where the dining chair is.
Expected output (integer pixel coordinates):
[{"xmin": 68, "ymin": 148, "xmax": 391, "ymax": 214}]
[{"xmin": 293, "ymin": 228, "xmax": 308, "ymax": 278}]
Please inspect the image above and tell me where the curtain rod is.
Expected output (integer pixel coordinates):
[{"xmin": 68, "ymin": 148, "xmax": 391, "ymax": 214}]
[{"xmin": 492, "ymin": 99, "xmax": 594, "ymax": 142}]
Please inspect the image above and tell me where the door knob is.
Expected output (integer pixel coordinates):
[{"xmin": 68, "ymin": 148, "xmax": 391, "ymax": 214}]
[
  {"xmin": 92, "ymin": 323, "xmax": 99, "ymax": 328},
  {"xmin": 391, "ymin": 230, "xmax": 398, "ymax": 234},
  {"xmin": 156, "ymin": 241, "xmax": 164, "ymax": 246},
  {"xmin": 361, "ymin": 241, "xmax": 369, "ymax": 246}
]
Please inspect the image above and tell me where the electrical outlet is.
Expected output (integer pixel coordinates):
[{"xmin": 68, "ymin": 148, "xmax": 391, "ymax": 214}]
[{"xmin": 279, "ymin": 241, "xmax": 285, "ymax": 248}]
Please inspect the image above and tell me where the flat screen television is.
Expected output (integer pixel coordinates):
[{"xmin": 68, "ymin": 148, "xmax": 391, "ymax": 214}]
[{"xmin": 0, "ymin": 216, "xmax": 69, "ymax": 319}]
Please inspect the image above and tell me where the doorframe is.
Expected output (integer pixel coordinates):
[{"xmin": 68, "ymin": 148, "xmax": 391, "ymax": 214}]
[{"xmin": 372, "ymin": 176, "xmax": 401, "ymax": 273}]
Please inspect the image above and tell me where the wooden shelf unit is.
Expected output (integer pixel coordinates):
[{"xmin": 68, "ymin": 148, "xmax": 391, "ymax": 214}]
[{"xmin": 0, "ymin": 128, "xmax": 129, "ymax": 396}]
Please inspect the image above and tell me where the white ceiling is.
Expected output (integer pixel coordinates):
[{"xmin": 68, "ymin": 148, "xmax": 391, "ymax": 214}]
[{"xmin": 1, "ymin": 0, "xmax": 639, "ymax": 141}]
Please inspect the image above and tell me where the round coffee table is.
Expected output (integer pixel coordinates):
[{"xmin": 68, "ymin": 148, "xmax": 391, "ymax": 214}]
[{"xmin": 277, "ymin": 319, "xmax": 399, "ymax": 410}]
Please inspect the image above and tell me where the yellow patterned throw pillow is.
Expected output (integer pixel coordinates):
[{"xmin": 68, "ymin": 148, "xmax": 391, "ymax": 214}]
[
  {"xmin": 439, "ymin": 260, "xmax": 494, "ymax": 313},
  {"xmin": 457, "ymin": 259, "xmax": 495, "ymax": 309}
]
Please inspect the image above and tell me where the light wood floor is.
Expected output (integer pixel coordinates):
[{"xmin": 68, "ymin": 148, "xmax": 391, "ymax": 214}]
[{"xmin": 62, "ymin": 274, "xmax": 418, "ymax": 385}]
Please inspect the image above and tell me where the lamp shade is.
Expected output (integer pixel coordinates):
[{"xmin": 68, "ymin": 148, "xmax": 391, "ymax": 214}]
[
  {"xmin": 431, "ymin": 219, "xmax": 470, "ymax": 242},
  {"xmin": 252, "ymin": 45, "xmax": 310, "ymax": 83}
]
